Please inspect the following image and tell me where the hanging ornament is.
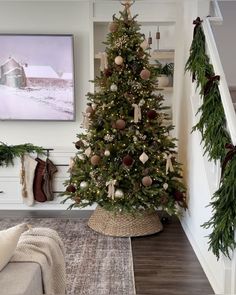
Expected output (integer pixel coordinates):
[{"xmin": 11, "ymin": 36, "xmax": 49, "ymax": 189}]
[
  {"xmin": 104, "ymin": 68, "xmax": 112, "ymax": 78},
  {"xmin": 106, "ymin": 179, "xmax": 117, "ymax": 200},
  {"xmin": 104, "ymin": 150, "xmax": 110, "ymax": 157},
  {"xmin": 73, "ymin": 194, "xmax": 81, "ymax": 204},
  {"xmin": 78, "ymin": 154, "xmax": 85, "ymax": 161},
  {"xmin": 115, "ymin": 119, "xmax": 126, "ymax": 130},
  {"xmin": 164, "ymin": 153, "xmax": 174, "ymax": 175},
  {"xmin": 66, "ymin": 184, "xmax": 76, "ymax": 193},
  {"xmin": 148, "ymin": 31, "xmax": 152, "ymax": 45},
  {"xmin": 86, "ymin": 105, "xmax": 94, "ymax": 114},
  {"xmin": 80, "ymin": 181, "xmax": 88, "ymax": 189},
  {"xmin": 75, "ymin": 140, "xmax": 84, "ymax": 150},
  {"xmin": 122, "ymin": 155, "xmax": 133, "ymax": 167},
  {"xmin": 142, "ymin": 176, "xmax": 153, "ymax": 187},
  {"xmin": 115, "ymin": 56, "xmax": 124, "ymax": 65},
  {"xmin": 84, "ymin": 147, "xmax": 92, "ymax": 157},
  {"xmin": 97, "ymin": 52, "xmax": 108, "ymax": 71},
  {"xmin": 140, "ymin": 39, "xmax": 149, "ymax": 50},
  {"xmin": 92, "ymin": 103, "xmax": 97, "ymax": 110},
  {"xmin": 110, "ymin": 84, "xmax": 118, "ymax": 92},
  {"xmin": 68, "ymin": 157, "xmax": 76, "ymax": 173},
  {"xmin": 140, "ymin": 69, "xmax": 151, "ymax": 80},
  {"xmin": 108, "ymin": 21, "xmax": 118, "ymax": 33},
  {"xmin": 91, "ymin": 155, "xmax": 101, "ymax": 166},
  {"xmin": 163, "ymin": 183, "xmax": 168, "ymax": 190},
  {"xmin": 115, "ymin": 189, "xmax": 124, "ymax": 198},
  {"xmin": 81, "ymin": 112, "xmax": 91, "ymax": 129},
  {"xmin": 132, "ymin": 99, "xmax": 145, "ymax": 123},
  {"xmin": 139, "ymin": 152, "xmax": 149, "ymax": 164},
  {"xmin": 147, "ymin": 110, "xmax": 157, "ymax": 120}
]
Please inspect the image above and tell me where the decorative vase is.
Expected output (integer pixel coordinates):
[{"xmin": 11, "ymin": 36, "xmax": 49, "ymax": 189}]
[
  {"xmin": 157, "ymin": 75, "xmax": 170, "ymax": 87},
  {"xmin": 88, "ymin": 205, "xmax": 163, "ymax": 237}
]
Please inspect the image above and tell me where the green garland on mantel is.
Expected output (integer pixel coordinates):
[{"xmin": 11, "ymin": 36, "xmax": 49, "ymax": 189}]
[
  {"xmin": 0, "ymin": 142, "xmax": 45, "ymax": 167},
  {"xmin": 186, "ymin": 17, "xmax": 236, "ymax": 259}
]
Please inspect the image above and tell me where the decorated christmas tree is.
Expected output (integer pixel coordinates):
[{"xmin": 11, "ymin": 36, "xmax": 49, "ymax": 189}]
[{"xmin": 63, "ymin": 1, "xmax": 186, "ymax": 235}]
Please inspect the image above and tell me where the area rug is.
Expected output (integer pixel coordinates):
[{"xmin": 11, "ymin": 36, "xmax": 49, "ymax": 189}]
[{"xmin": 0, "ymin": 218, "xmax": 136, "ymax": 295}]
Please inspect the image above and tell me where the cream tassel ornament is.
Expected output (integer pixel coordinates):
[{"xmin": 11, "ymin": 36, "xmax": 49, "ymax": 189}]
[
  {"xmin": 164, "ymin": 153, "xmax": 174, "ymax": 175},
  {"xmin": 132, "ymin": 100, "xmax": 145, "ymax": 123},
  {"xmin": 98, "ymin": 52, "xmax": 108, "ymax": 71},
  {"xmin": 81, "ymin": 112, "xmax": 91, "ymax": 129},
  {"xmin": 106, "ymin": 180, "xmax": 117, "ymax": 200}
]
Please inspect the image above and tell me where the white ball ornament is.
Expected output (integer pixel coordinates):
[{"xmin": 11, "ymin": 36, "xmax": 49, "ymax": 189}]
[
  {"xmin": 115, "ymin": 189, "xmax": 124, "ymax": 198},
  {"xmin": 104, "ymin": 150, "xmax": 110, "ymax": 156},
  {"xmin": 110, "ymin": 84, "xmax": 118, "ymax": 92},
  {"xmin": 80, "ymin": 181, "xmax": 88, "ymax": 189},
  {"xmin": 115, "ymin": 56, "xmax": 123, "ymax": 65}
]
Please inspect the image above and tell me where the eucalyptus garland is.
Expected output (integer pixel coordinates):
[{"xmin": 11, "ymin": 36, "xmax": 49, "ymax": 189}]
[
  {"xmin": 0, "ymin": 142, "xmax": 45, "ymax": 167},
  {"xmin": 186, "ymin": 17, "xmax": 236, "ymax": 259}
]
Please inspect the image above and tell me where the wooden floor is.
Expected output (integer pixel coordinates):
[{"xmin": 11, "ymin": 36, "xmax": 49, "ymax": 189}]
[
  {"xmin": 132, "ymin": 216, "xmax": 214, "ymax": 295},
  {"xmin": 0, "ymin": 210, "xmax": 214, "ymax": 295}
]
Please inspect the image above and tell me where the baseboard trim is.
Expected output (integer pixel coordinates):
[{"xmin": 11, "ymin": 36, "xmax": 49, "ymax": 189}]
[{"xmin": 180, "ymin": 219, "xmax": 222, "ymax": 294}]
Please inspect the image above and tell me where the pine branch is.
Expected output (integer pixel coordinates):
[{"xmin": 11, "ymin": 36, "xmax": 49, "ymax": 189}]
[
  {"xmin": 0, "ymin": 142, "xmax": 45, "ymax": 167},
  {"xmin": 202, "ymin": 155, "xmax": 236, "ymax": 259}
]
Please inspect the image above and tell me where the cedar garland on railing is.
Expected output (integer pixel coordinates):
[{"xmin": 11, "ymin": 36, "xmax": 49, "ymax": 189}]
[{"xmin": 185, "ymin": 17, "xmax": 236, "ymax": 259}]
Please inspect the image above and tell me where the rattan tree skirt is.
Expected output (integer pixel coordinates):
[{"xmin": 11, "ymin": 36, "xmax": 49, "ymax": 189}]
[{"xmin": 88, "ymin": 206, "xmax": 163, "ymax": 237}]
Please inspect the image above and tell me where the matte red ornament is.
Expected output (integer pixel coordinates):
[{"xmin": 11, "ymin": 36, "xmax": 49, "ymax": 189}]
[
  {"xmin": 91, "ymin": 155, "xmax": 101, "ymax": 166},
  {"xmin": 142, "ymin": 176, "xmax": 153, "ymax": 187},
  {"xmin": 66, "ymin": 184, "xmax": 76, "ymax": 193},
  {"xmin": 115, "ymin": 119, "xmax": 126, "ymax": 130},
  {"xmin": 147, "ymin": 110, "xmax": 157, "ymax": 120},
  {"xmin": 140, "ymin": 69, "xmax": 151, "ymax": 80},
  {"xmin": 122, "ymin": 155, "xmax": 133, "ymax": 166}
]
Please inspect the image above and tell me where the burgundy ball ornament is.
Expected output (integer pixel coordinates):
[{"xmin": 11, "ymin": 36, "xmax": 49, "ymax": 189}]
[
  {"xmin": 108, "ymin": 22, "xmax": 118, "ymax": 33},
  {"xmin": 66, "ymin": 184, "xmax": 76, "ymax": 193},
  {"xmin": 147, "ymin": 110, "xmax": 157, "ymax": 120},
  {"xmin": 115, "ymin": 56, "xmax": 124, "ymax": 66},
  {"xmin": 140, "ymin": 69, "xmax": 151, "ymax": 80},
  {"xmin": 75, "ymin": 140, "xmax": 84, "ymax": 150},
  {"xmin": 104, "ymin": 68, "xmax": 112, "ymax": 77},
  {"xmin": 115, "ymin": 119, "xmax": 126, "ymax": 130},
  {"xmin": 142, "ymin": 176, "xmax": 153, "ymax": 187},
  {"xmin": 91, "ymin": 155, "xmax": 101, "ymax": 166},
  {"xmin": 122, "ymin": 155, "xmax": 134, "ymax": 167}
]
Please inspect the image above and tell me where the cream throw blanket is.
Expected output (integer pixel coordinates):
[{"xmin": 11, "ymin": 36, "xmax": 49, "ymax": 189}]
[{"xmin": 11, "ymin": 227, "xmax": 66, "ymax": 295}]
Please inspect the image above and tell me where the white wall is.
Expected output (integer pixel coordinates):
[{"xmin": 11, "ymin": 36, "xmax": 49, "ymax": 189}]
[
  {"xmin": 212, "ymin": 1, "xmax": 236, "ymax": 87},
  {"xmin": 0, "ymin": 1, "xmax": 90, "ymax": 148}
]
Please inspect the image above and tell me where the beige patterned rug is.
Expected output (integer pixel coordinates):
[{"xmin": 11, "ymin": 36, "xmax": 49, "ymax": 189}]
[{"xmin": 0, "ymin": 218, "xmax": 136, "ymax": 295}]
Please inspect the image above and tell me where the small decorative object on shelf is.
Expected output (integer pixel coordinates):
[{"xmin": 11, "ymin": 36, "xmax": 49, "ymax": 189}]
[{"xmin": 154, "ymin": 61, "xmax": 174, "ymax": 87}]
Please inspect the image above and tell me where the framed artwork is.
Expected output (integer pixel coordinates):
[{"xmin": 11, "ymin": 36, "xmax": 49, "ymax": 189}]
[{"xmin": 0, "ymin": 34, "xmax": 75, "ymax": 121}]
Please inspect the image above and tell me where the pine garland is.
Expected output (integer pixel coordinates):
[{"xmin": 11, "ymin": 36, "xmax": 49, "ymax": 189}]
[
  {"xmin": 0, "ymin": 142, "xmax": 45, "ymax": 167},
  {"xmin": 186, "ymin": 17, "xmax": 236, "ymax": 259},
  {"xmin": 203, "ymin": 151, "xmax": 236, "ymax": 259}
]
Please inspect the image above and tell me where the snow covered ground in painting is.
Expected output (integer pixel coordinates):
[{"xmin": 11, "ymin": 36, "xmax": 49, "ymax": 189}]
[{"xmin": 0, "ymin": 85, "xmax": 74, "ymax": 120}]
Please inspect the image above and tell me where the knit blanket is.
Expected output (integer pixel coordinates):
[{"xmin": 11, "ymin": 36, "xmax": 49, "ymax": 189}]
[{"xmin": 11, "ymin": 227, "xmax": 66, "ymax": 295}]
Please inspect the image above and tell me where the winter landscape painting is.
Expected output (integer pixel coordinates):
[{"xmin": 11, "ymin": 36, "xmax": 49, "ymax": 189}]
[{"xmin": 0, "ymin": 34, "xmax": 75, "ymax": 121}]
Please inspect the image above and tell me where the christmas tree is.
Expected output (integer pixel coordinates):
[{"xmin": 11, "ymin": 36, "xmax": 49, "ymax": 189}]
[{"xmin": 64, "ymin": 1, "xmax": 186, "ymax": 217}]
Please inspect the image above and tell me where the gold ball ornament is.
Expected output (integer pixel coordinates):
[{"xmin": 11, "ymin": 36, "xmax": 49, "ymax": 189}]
[
  {"xmin": 140, "ymin": 69, "xmax": 151, "ymax": 80},
  {"xmin": 142, "ymin": 176, "xmax": 153, "ymax": 187},
  {"xmin": 115, "ymin": 56, "xmax": 124, "ymax": 65},
  {"xmin": 80, "ymin": 181, "xmax": 88, "ymax": 189},
  {"xmin": 108, "ymin": 22, "xmax": 118, "ymax": 33},
  {"xmin": 115, "ymin": 119, "xmax": 126, "ymax": 130},
  {"xmin": 90, "ymin": 155, "xmax": 101, "ymax": 166}
]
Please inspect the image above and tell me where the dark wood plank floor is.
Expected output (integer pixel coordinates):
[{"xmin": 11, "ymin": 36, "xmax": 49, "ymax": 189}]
[
  {"xmin": 0, "ymin": 210, "xmax": 214, "ymax": 295},
  {"xmin": 131, "ymin": 216, "xmax": 214, "ymax": 295}
]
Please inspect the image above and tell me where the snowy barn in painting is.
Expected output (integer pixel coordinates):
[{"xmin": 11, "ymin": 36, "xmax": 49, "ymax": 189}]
[
  {"xmin": 0, "ymin": 57, "xmax": 27, "ymax": 88},
  {"xmin": 23, "ymin": 65, "xmax": 66, "ymax": 87}
]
